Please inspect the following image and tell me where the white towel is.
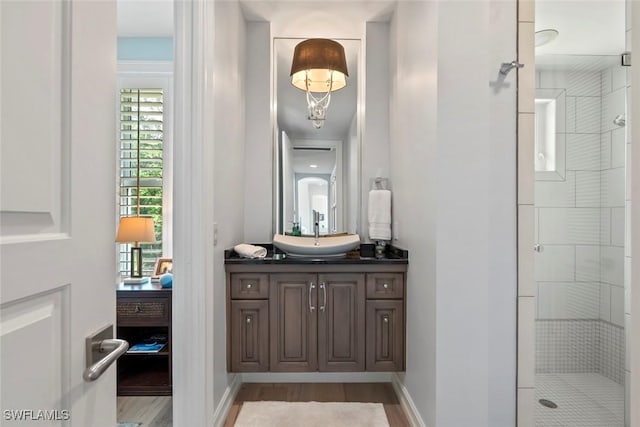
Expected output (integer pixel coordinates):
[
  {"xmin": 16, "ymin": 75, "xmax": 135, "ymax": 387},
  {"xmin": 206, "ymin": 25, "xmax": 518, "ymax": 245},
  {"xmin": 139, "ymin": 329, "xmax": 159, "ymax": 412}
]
[
  {"xmin": 234, "ymin": 243, "xmax": 267, "ymax": 259},
  {"xmin": 368, "ymin": 189, "xmax": 391, "ymax": 241}
]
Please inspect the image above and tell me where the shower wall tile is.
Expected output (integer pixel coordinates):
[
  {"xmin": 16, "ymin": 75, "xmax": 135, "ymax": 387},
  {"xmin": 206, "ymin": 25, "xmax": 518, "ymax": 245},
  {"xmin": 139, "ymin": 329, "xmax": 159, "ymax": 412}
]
[
  {"xmin": 517, "ymin": 388, "xmax": 535, "ymax": 427},
  {"xmin": 626, "ymin": 144, "xmax": 632, "ymax": 202},
  {"xmin": 601, "ymin": 69, "xmax": 613, "ymax": 95},
  {"xmin": 601, "ymin": 131, "xmax": 612, "ymax": 169},
  {"xmin": 576, "ymin": 97, "xmax": 602, "ymax": 134},
  {"xmin": 538, "ymin": 282, "xmax": 600, "ymax": 319},
  {"xmin": 602, "ymin": 88, "xmax": 626, "ymax": 133},
  {"xmin": 625, "ymin": 201, "xmax": 631, "ymax": 256},
  {"xmin": 625, "ymin": 314, "xmax": 631, "ymax": 370},
  {"xmin": 566, "ymin": 96, "xmax": 576, "ymax": 133},
  {"xmin": 519, "ymin": 205, "xmax": 535, "ymax": 297},
  {"xmin": 612, "ymin": 207, "xmax": 625, "ymax": 247},
  {"xmin": 601, "ymin": 246, "xmax": 624, "ymax": 286},
  {"xmin": 625, "ymin": 257, "xmax": 631, "ymax": 314},
  {"xmin": 535, "ymin": 172, "xmax": 576, "ymax": 207},
  {"xmin": 601, "ymin": 208, "xmax": 611, "ymax": 245},
  {"xmin": 599, "ymin": 321, "xmax": 625, "ymax": 384},
  {"xmin": 612, "ymin": 67, "xmax": 627, "ymax": 91},
  {"xmin": 519, "ymin": 297, "xmax": 536, "ymax": 388},
  {"xmin": 535, "ymin": 245, "xmax": 575, "ymax": 282},
  {"xmin": 611, "ymin": 285, "xmax": 625, "ymax": 327},
  {"xmin": 576, "ymin": 171, "xmax": 601, "ymax": 207},
  {"xmin": 539, "ymin": 208, "xmax": 599, "ymax": 245},
  {"xmin": 576, "ymin": 245, "xmax": 600, "ymax": 282},
  {"xmin": 567, "ymin": 134, "xmax": 602, "ymax": 171},
  {"xmin": 535, "ymin": 319, "xmax": 624, "ymax": 384},
  {"xmin": 518, "ymin": 22, "xmax": 535, "ymax": 114},
  {"xmin": 612, "ymin": 127, "xmax": 626, "ymax": 168},
  {"xmin": 601, "ymin": 167, "xmax": 625, "ymax": 207},
  {"xmin": 600, "ymin": 284, "xmax": 612, "ymax": 322},
  {"xmin": 535, "ymin": 320, "xmax": 599, "ymax": 373},
  {"xmin": 518, "ymin": 113, "xmax": 535, "ymax": 205}
]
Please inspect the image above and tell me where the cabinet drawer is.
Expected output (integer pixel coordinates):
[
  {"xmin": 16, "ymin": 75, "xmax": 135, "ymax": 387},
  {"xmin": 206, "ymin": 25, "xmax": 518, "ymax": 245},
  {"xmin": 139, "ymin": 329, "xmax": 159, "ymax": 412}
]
[
  {"xmin": 231, "ymin": 273, "xmax": 269, "ymax": 299},
  {"xmin": 366, "ymin": 273, "xmax": 404, "ymax": 299},
  {"xmin": 117, "ymin": 297, "xmax": 170, "ymax": 325}
]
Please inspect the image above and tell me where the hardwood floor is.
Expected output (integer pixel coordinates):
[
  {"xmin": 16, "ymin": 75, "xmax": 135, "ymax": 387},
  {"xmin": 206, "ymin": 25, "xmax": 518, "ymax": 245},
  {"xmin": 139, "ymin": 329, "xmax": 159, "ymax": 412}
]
[
  {"xmin": 223, "ymin": 383, "xmax": 410, "ymax": 427},
  {"xmin": 117, "ymin": 396, "xmax": 172, "ymax": 427}
]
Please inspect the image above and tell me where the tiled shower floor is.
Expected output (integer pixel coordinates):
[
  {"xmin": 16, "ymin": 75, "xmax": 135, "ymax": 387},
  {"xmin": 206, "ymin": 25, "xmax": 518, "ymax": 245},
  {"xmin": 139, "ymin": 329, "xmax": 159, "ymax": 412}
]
[{"xmin": 536, "ymin": 373, "xmax": 624, "ymax": 427}]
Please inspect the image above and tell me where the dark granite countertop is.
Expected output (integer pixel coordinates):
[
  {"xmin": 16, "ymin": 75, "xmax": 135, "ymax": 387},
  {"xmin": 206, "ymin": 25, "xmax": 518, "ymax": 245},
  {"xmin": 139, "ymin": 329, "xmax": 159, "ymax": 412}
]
[{"xmin": 224, "ymin": 243, "xmax": 408, "ymax": 265}]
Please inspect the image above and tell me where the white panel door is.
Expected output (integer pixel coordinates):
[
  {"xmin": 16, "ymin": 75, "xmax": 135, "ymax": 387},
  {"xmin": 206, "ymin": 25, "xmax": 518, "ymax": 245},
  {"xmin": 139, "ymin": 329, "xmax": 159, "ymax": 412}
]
[{"xmin": 1, "ymin": 1, "xmax": 117, "ymax": 426}]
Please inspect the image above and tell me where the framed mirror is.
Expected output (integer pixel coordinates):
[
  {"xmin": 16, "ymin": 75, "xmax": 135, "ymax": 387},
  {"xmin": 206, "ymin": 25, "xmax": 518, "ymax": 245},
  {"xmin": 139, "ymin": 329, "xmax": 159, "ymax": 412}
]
[{"xmin": 273, "ymin": 38, "xmax": 361, "ymax": 236}]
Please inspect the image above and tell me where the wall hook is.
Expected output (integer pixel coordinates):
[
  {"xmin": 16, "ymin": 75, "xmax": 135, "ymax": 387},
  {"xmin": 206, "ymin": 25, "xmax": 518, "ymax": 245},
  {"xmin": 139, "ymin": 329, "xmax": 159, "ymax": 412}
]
[{"xmin": 500, "ymin": 61, "xmax": 524, "ymax": 75}]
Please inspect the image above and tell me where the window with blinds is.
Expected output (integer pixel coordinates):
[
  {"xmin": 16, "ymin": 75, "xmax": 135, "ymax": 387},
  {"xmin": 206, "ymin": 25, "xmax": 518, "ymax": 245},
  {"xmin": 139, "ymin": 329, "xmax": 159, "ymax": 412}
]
[{"xmin": 119, "ymin": 89, "xmax": 164, "ymax": 277}]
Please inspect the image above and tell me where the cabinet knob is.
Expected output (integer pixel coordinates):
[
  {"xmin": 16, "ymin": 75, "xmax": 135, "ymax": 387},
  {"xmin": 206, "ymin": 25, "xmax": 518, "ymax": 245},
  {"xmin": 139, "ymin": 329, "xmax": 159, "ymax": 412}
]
[
  {"xmin": 247, "ymin": 283, "xmax": 253, "ymax": 289},
  {"xmin": 383, "ymin": 316, "xmax": 389, "ymax": 323},
  {"xmin": 135, "ymin": 303, "xmax": 142, "ymax": 313},
  {"xmin": 383, "ymin": 283, "xmax": 389, "ymax": 289},
  {"xmin": 246, "ymin": 317, "xmax": 251, "ymax": 324}
]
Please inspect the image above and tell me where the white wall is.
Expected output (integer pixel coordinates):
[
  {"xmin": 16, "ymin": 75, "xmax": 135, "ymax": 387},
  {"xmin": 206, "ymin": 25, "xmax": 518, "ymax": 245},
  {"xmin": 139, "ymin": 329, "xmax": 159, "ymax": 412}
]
[
  {"xmin": 244, "ymin": 21, "xmax": 272, "ymax": 242},
  {"xmin": 390, "ymin": 1, "xmax": 517, "ymax": 426},
  {"xmin": 362, "ymin": 22, "xmax": 391, "ymax": 240},
  {"xmin": 213, "ymin": 0, "xmax": 246, "ymax": 409}
]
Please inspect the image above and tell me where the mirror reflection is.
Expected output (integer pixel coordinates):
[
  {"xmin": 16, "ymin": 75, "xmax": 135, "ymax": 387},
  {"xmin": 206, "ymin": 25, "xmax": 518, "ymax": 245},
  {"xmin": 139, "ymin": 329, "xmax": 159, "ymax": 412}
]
[{"xmin": 274, "ymin": 38, "xmax": 360, "ymax": 236}]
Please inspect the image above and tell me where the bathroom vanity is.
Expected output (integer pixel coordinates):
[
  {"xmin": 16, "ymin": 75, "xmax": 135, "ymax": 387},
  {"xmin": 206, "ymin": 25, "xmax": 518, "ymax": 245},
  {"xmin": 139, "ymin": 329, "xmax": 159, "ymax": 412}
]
[{"xmin": 225, "ymin": 245, "xmax": 408, "ymax": 373}]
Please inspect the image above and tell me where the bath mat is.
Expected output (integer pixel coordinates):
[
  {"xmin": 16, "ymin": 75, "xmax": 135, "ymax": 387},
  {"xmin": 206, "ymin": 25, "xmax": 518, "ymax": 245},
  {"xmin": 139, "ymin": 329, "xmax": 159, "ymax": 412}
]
[{"xmin": 233, "ymin": 401, "xmax": 389, "ymax": 427}]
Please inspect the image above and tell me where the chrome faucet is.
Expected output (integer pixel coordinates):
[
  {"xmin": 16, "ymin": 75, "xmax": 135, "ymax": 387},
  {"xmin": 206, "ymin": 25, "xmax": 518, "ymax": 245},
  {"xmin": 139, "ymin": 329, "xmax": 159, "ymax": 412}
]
[{"xmin": 313, "ymin": 210, "xmax": 320, "ymax": 245}]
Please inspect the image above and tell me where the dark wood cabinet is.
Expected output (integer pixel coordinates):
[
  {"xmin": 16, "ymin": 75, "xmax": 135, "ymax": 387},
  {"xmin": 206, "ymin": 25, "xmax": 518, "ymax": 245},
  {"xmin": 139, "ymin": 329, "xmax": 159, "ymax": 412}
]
[
  {"xmin": 269, "ymin": 273, "xmax": 318, "ymax": 371},
  {"xmin": 318, "ymin": 273, "xmax": 365, "ymax": 371},
  {"xmin": 231, "ymin": 300, "xmax": 269, "ymax": 371},
  {"xmin": 116, "ymin": 283, "xmax": 172, "ymax": 396},
  {"xmin": 366, "ymin": 299, "xmax": 404, "ymax": 371},
  {"xmin": 226, "ymin": 264, "xmax": 406, "ymax": 373}
]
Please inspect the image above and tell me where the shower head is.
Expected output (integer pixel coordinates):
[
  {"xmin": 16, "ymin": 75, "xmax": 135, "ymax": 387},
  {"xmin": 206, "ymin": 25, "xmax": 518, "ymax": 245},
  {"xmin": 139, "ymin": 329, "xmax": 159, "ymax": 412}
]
[{"xmin": 613, "ymin": 115, "xmax": 626, "ymax": 127}]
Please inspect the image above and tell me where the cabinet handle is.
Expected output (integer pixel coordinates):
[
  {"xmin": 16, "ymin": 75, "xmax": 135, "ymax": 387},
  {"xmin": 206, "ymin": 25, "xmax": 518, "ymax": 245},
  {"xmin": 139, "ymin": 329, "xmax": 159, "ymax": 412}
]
[
  {"xmin": 135, "ymin": 303, "xmax": 142, "ymax": 313},
  {"xmin": 383, "ymin": 283, "xmax": 389, "ymax": 289},
  {"xmin": 309, "ymin": 282, "xmax": 316, "ymax": 312},
  {"xmin": 320, "ymin": 282, "xmax": 327, "ymax": 312},
  {"xmin": 383, "ymin": 315, "xmax": 389, "ymax": 323}
]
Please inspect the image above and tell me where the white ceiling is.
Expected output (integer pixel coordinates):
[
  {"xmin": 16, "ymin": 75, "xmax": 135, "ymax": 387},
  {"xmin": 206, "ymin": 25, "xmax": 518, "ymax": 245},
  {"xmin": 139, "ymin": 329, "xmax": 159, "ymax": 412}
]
[
  {"xmin": 535, "ymin": 0, "xmax": 625, "ymax": 56},
  {"xmin": 117, "ymin": 0, "xmax": 173, "ymax": 37}
]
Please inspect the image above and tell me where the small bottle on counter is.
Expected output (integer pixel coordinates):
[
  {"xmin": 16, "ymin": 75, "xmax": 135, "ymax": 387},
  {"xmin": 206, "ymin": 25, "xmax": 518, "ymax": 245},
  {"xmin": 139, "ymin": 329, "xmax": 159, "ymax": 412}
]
[{"xmin": 375, "ymin": 241, "xmax": 386, "ymax": 259}]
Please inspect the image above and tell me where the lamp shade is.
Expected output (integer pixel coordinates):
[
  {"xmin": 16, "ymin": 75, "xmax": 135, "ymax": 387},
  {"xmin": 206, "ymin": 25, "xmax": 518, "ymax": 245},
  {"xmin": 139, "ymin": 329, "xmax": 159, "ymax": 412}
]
[
  {"xmin": 290, "ymin": 38, "xmax": 348, "ymax": 93},
  {"xmin": 115, "ymin": 217, "xmax": 156, "ymax": 243}
]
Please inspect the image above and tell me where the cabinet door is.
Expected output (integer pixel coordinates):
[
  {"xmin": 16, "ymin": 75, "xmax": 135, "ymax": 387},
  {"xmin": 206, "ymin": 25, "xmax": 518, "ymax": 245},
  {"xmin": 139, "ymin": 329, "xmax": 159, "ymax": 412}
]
[
  {"xmin": 270, "ymin": 274, "xmax": 317, "ymax": 371},
  {"xmin": 318, "ymin": 273, "xmax": 365, "ymax": 371},
  {"xmin": 231, "ymin": 300, "xmax": 269, "ymax": 372},
  {"xmin": 366, "ymin": 300, "xmax": 404, "ymax": 371}
]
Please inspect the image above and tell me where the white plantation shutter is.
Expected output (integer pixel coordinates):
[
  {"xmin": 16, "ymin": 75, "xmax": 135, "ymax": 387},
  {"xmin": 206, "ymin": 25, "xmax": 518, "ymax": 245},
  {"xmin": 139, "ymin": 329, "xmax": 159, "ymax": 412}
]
[{"xmin": 119, "ymin": 88, "xmax": 164, "ymax": 276}]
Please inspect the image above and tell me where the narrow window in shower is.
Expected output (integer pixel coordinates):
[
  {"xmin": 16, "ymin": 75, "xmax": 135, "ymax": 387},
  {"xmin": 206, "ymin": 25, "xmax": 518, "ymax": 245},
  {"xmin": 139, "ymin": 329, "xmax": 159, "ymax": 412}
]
[{"xmin": 533, "ymin": 3, "xmax": 628, "ymax": 425}]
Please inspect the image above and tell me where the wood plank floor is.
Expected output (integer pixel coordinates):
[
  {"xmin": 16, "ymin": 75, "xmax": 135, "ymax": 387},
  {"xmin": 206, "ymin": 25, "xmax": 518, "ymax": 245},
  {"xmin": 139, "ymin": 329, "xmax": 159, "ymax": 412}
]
[
  {"xmin": 117, "ymin": 396, "xmax": 172, "ymax": 427},
  {"xmin": 223, "ymin": 383, "xmax": 410, "ymax": 427}
]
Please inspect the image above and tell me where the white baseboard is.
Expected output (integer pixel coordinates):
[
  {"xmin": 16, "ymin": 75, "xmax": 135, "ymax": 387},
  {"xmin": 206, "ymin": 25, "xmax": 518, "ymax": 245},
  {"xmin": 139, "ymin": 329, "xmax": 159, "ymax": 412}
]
[
  {"xmin": 213, "ymin": 374, "xmax": 242, "ymax": 427},
  {"xmin": 391, "ymin": 373, "xmax": 427, "ymax": 427},
  {"xmin": 241, "ymin": 372, "xmax": 392, "ymax": 383}
]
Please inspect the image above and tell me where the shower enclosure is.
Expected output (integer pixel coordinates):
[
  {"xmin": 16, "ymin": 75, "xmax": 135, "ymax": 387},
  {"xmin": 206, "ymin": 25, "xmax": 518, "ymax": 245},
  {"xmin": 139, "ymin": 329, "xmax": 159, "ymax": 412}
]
[{"xmin": 534, "ymin": 53, "xmax": 629, "ymax": 426}]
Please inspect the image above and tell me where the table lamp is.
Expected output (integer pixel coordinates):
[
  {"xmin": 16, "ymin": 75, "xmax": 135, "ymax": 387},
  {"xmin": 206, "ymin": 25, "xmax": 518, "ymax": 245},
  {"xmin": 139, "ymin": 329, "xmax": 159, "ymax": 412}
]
[{"xmin": 116, "ymin": 216, "xmax": 156, "ymax": 284}]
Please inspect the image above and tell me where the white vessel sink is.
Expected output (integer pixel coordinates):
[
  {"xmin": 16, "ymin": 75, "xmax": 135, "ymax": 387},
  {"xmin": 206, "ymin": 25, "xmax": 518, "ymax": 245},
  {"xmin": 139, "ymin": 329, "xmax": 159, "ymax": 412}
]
[{"xmin": 273, "ymin": 234, "xmax": 361, "ymax": 257}]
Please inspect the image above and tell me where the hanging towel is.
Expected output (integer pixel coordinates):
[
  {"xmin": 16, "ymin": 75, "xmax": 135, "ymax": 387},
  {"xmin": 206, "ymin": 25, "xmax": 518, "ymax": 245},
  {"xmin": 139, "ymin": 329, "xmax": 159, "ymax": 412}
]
[
  {"xmin": 234, "ymin": 243, "xmax": 267, "ymax": 259},
  {"xmin": 368, "ymin": 189, "xmax": 391, "ymax": 241}
]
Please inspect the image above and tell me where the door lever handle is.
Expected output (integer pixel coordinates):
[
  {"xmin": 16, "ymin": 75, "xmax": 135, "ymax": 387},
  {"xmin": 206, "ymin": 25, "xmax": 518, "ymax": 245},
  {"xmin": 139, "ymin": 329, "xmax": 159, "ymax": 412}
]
[{"xmin": 83, "ymin": 325, "xmax": 129, "ymax": 382}]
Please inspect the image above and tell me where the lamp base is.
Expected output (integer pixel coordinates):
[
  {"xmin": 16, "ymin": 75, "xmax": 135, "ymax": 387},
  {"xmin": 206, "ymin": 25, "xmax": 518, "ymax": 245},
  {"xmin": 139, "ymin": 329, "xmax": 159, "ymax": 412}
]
[{"xmin": 122, "ymin": 277, "xmax": 150, "ymax": 285}]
